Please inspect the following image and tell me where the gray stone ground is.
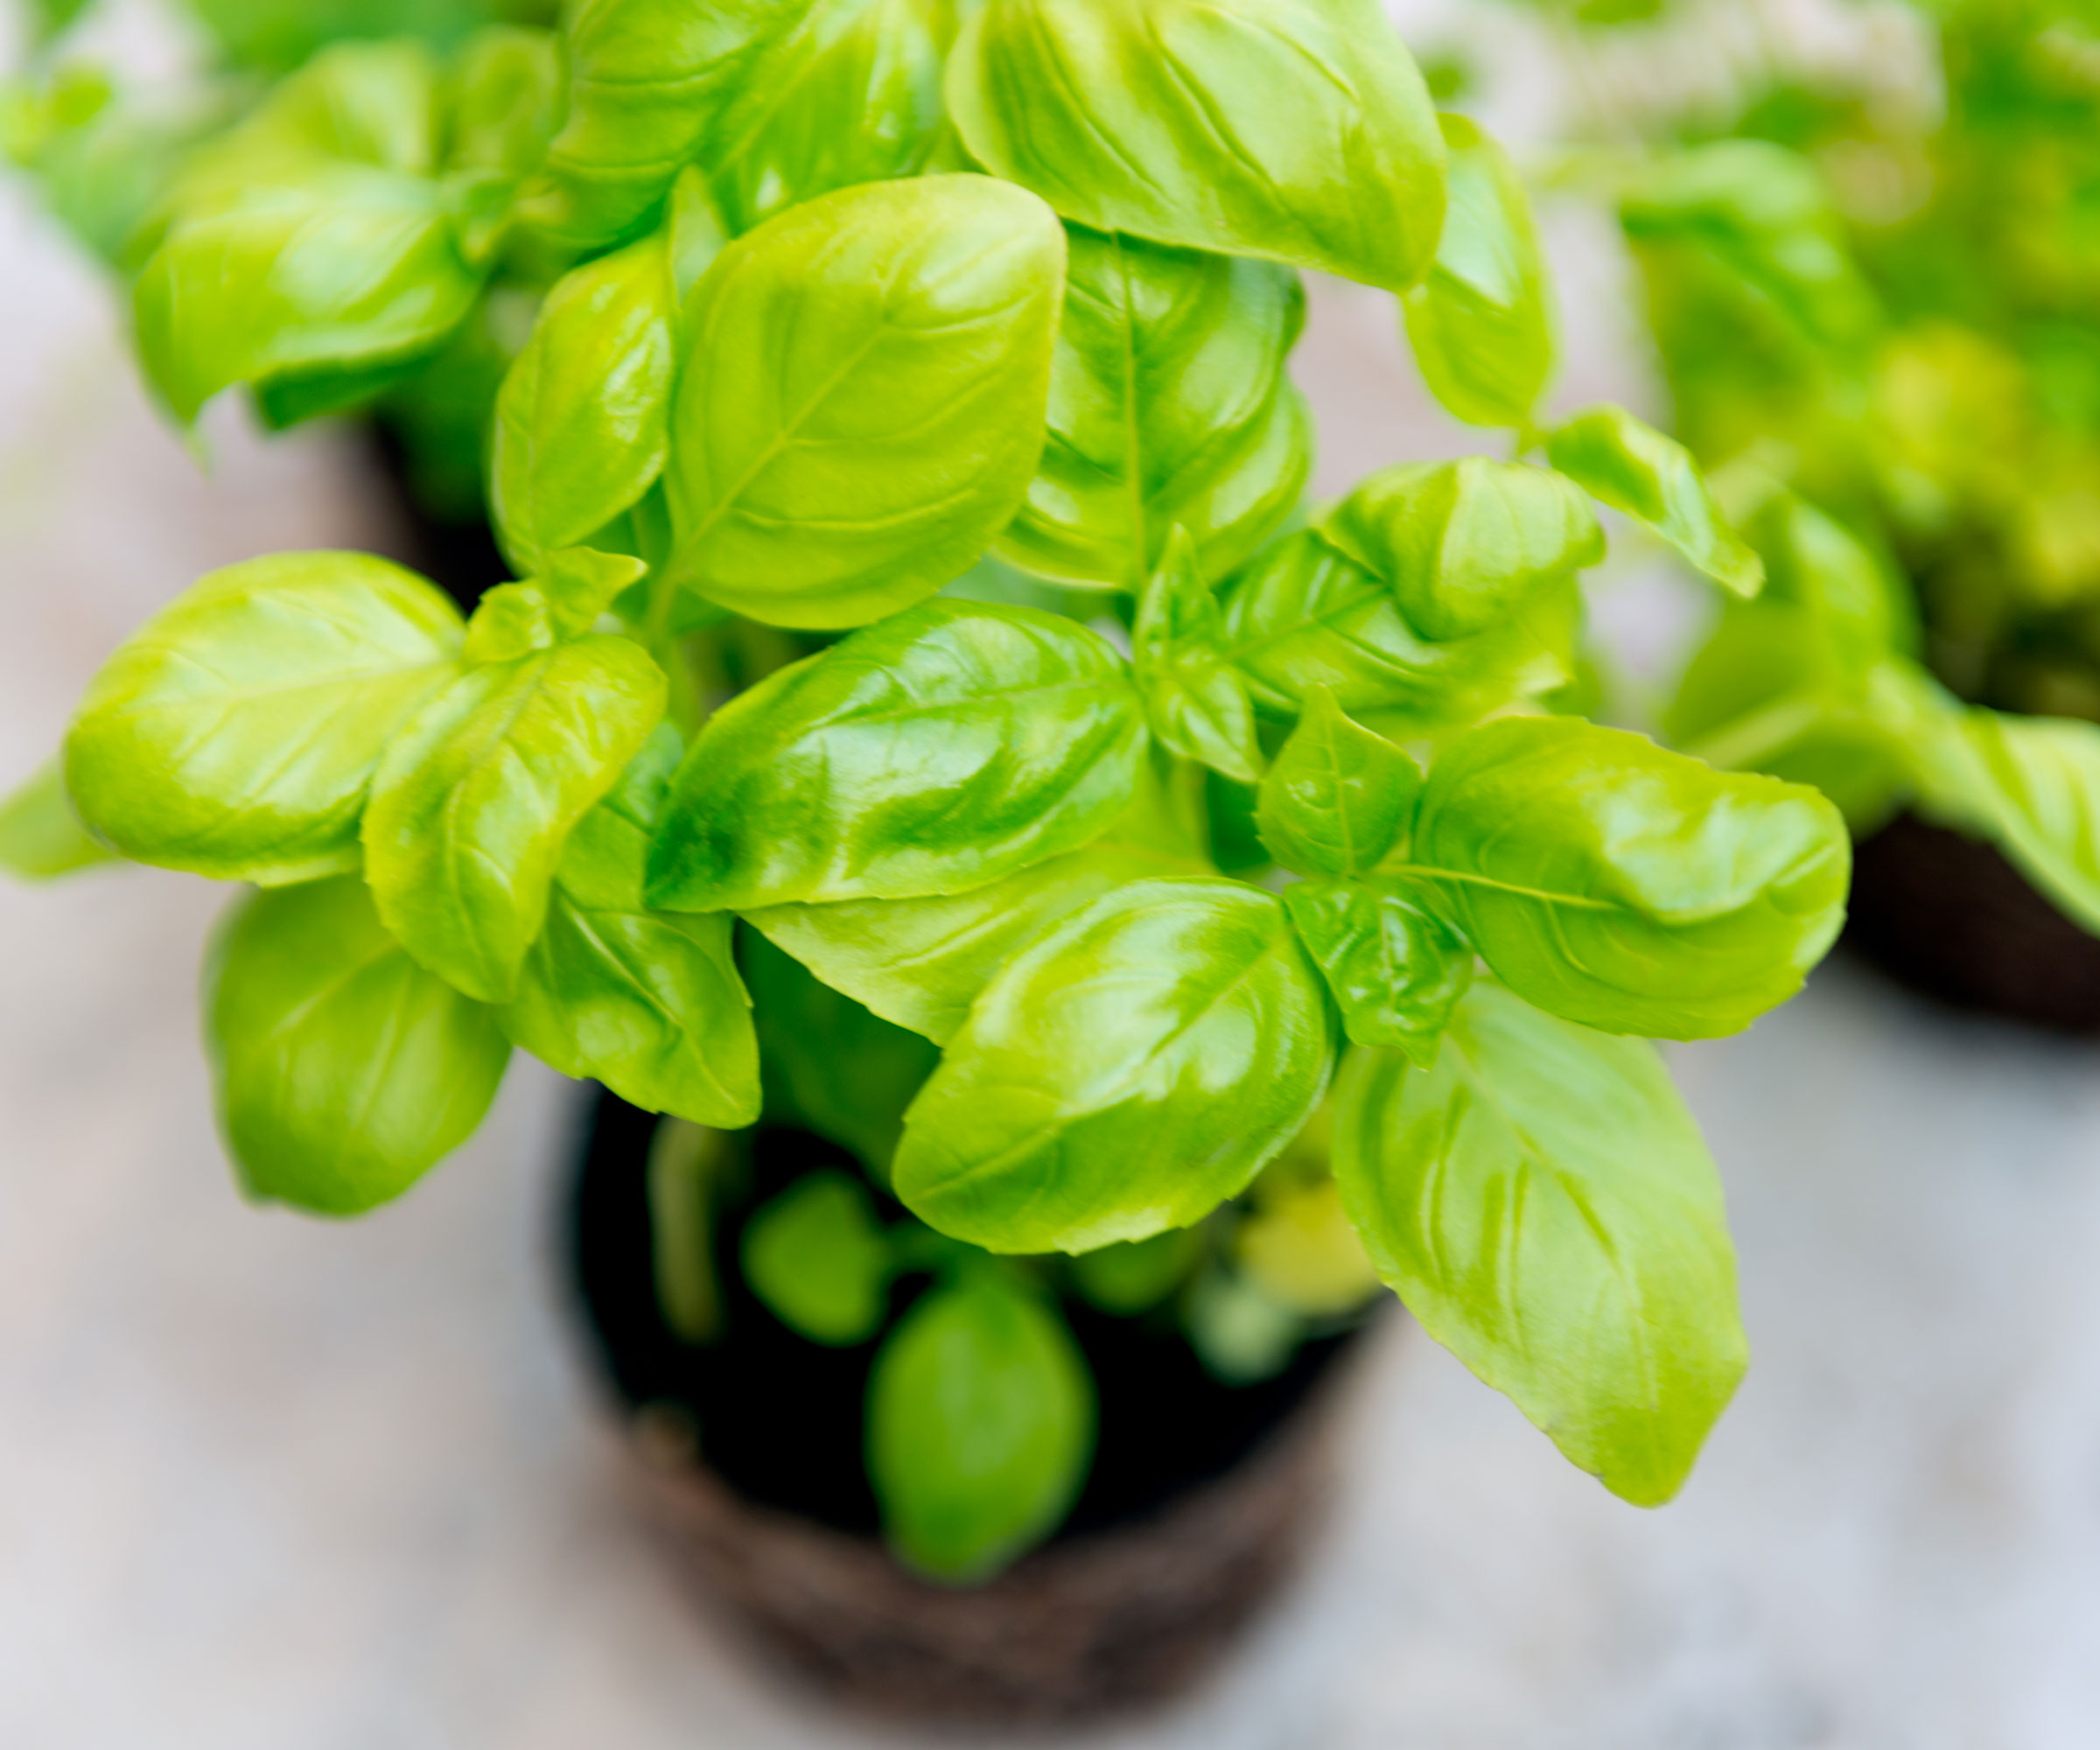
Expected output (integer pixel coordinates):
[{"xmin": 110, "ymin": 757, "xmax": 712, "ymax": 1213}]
[{"xmin": 4, "ymin": 4, "xmax": 2100, "ymax": 1744}]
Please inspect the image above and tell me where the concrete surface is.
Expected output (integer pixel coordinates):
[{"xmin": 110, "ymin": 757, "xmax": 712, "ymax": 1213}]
[{"xmin": 4, "ymin": 4, "xmax": 2099, "ymax": 1745}]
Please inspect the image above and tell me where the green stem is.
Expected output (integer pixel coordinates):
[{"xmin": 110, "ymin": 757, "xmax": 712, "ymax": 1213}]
[
  {"xmin": 648, "ymin": 1119, "xmax": 722, "ymax": 1344},
  {"xmin": 1677, "ymin": 694, "xmax": 1827, "ymax": 772}
]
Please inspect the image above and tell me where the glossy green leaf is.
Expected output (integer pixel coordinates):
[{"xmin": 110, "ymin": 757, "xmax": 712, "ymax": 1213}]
[
  {"xmin": 466, "ymin": 549, "xmax": 651, "ymax": 662},
  {"xmin": 441, "ymin": 24, "xmax": 562, "ymax": 186},
  {"xmin": 1406, "ymin": 716, "xmax": 1850, "ymax": 1039},
  {"xmin": 363, "ymin": 636, "xmax": 667, "ymax": 1003},
  {"xmin": 741, "ymin": 1169, "xmax": 892, "ymax": 1345},
  {"xmin": 1132, "ymin": 527, "xmax": 1264, "ymax": 783},
  {"xmin": 647, "ymin": 600, "xmax": 1144, "ymax": 912},
  {"xmin": 745, "ymin": 834, "xmax": 1207, "ymax": 1045},
  {"xmin": 0, "ymin": 760, "xmax": 117, "ymax": 881},
  {"xmin": 1256, "ymin": 686, "xmax": 1423, "ymax": 877},
  {"xmin": 206, "ymin": 877, "xmax": 511, "ymax": 1216},
  {"xmin": 948, "ymin": 0, "xmax": 1448, "ymax": 292},
  {"xmin": 490, "ymin": 230, "xmax": 675, "ymax": 575},
  {"xmin": 663, "ymin": 174, "xmax": 1065, "ymax": 629},
  {"xmin": 997, "ymin": 226, "xmax": 1312, "ymax": 591},
  {"xmin": 1215, "ymin": 527, "xmax": 1580, "ymax": 738},
  {"xmin": 743, "ymin": 928, "xmax": 941, "ymax": 1176},
  {"xmin": 1321, "ymin": 458, "xmax": 1604, "ymax": 641},
  {"xmin": 709, "ymin": 0, "xmax": 961, "ymax": 235},
  {"xmin": 521, "ymin": 0, "xmax": 816, "ymax": 248},
  {"xmin": 1284, "ymin": 877, "xmax": 1473, "ymax": 1063},
  {"xmin": 1544, "ymin": 406, "xmax": 1764, "ymax": 597},
  {"xmin": 867, "ymin": 1272, "xmax": 1095, "ymax": 1580},
  {"xmin": 66, "ymin": 553, "xmax": 464, "ymax": 885},
  {"xmin": 1402, "ymin": 113, "xmax": 1555, "ymax": 429},
  {"xmin": 1332, "ymin": 982, "xmax": 1746, "ymax": 1506},
  {"xmin": 500, "ymin": 727, "xmax": 760, "ymax": 1125},
  {"xmin": 893, "ymin": 879, "xmax": 1333, "ymax": 1254}
]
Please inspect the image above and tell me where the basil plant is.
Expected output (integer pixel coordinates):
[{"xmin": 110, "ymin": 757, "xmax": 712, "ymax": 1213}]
[
  {"xmin": 4, "ymin": 0, "xmax": 1850, "ymax": 1577},
  {"xmin": 1595, "ymin": 0, "xmax": 2100, "ymax": 939}
]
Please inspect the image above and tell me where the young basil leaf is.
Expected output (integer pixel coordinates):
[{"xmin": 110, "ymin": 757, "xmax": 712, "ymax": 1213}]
[
  {"xmin": 948, "ymin": 0, "xmax": 1448, "ymax": 293},
  {"xmin": 539, "ymin": 549, "xmax": 651, "ymax": 640},
  {"xmin": 742, "ymin": 928, "xmax": 941, "ymax": 1177},
  {"xmin": 1132, "ymin": 527, "xmax": 1264, "ymax": 783},
  {"xmin": 1900, "ymin": 685, "xmax": 2100, "ymax": 935},
  {"xmin": 867, "ymin": 1272, "xmax": 1095, "ymax": 1580},
  {"xmin": 1321, "ymin": 458, "xmax": 1604, "ymax": 642},
  {"xmin": 1284, "ymin": 877, "xmax": 1473, "ymax": 1063},
  {"xmin": 740, "ymin": 1169, "xmax": 892, "ymax": 1346},
  {"xmin": 745, "ymin": 836, "xmax": 1208, "ymax": 1045},
  {"xmin": 1407, "ymin": 716, "xmax": 1851, "ymax": 1039},
  {"xmin": 647, "ymin": 600, "xmax": 1144, "ymax": 912},
  {"xmin": 997, "ymin": 226, "xmax": 1312, "ymax": 591},
  {"xmin": 206, "ymin": 876, "xmax": 511, "ymax": 1216},
  {"xmin": 66, "ymin": 553, "xmax": 465, "ymax": 885},
  {"xmin": 892, "ymin": 879, "xmax": 1333, "ymax": 1255},
  {"xmin": 133, "ymin": 45, "xmax": 480, "ymax": 424},
  {"xmin": 500, "ymin": 727, "xmax": 760, "ymax": 1126},
  {"xmin": 441, "ymin": 24, "xmax": 561, "ymax": 187},
  {"xmin": 708, "ymin": 0, "xmax": 961, "ymax": 235},
  {"xmin": 1544, "ymin": 405, "xmax": 1765, "ymax": 597},
  {"xmin": 1332, "ymin": 982, "xmax": 1747, "ymax": 1507},
  {"xmin": 663, "ymin": 174, "xmax": 1065, "ymax": 629},
  {"xmin": 1745, "ymin": 489, "xmax": 1917, "ymax": 663},
  {"xmin": 1216, "ymin": 527, "xmax": 1581, "ymax": 738},
  {"xmin": 1256, "ymin": 686, "xmax": 1423, "ymax": 877},
  {"xmin": 490, "ymin": 229, "xmax": 675, "ymax": 577},
  {"xmin": 363, "ymin": 636, "xmax": 668, "ymax": 1004},
  {"xmin": 0, "ymin": 759, "xmax": 117, "ymax": 881},
  {"xmin": 461, "ymin": 584, "xmax": 556, "ymax": 664},
  {"xmin": 1401, "ymin": 113, "xmax": 1555, "ymax": 430},
  {"xmin": 520, "ymin": 0, "xmax": 816, "ymax": 249}
]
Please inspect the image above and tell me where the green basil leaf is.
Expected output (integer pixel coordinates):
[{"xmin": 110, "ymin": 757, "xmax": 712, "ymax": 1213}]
[
  {"xmin": 363, "ymin": 636, "xmax": 668, "ymax": 1003},
  {"xmin": 1216, "ymin": 528, "xmax": 1580, "ymax": 738},
  {"xmin": 948, "ymin": 0, "xmax": 1447, "ymax": 292},
  {"xmin": 520, "ymin": 0, "xmax": 816, "ymax": 249},
  {"xmin": 648, "ymin": 599, "xmax": 1145, "ymax": 911},
  {"xmin": 997, "ymin": 226, "xmax": 1312, "ymax": 592},
  {"xmin": 1320, "ymin": 458, "xmax": 1604, "ymax": 641},
  {"xmin": 490, "ymin": 230, "xmax": 675, "ymax": 576},
  {"xmin": 867, "ymin": 1272, "xmax": 1095, "ymax": 1580},
  {"xmin": 709, "ymin": 0, "xmax": 961, "ymax": 235},
  {"xmin": 1900, "ymin": 688, "xmax": 2100, "ymax": 935},
  {"xmin": 1407, "ymin": 716, "xmax": 1850, "ymax": 1038},
  {"xmin": 206, "ymin": 876, "xmax": 511, "ymax": 1216},
  {"xmin": 1401, "ymin": 113, "xmax": 1555, "ymax": 429},
  {"xmin": 743, "ymin": 927, "xmax": 941, "ymax": 1176},
  {"xmin": 1284, "ymin": 877, "xmax": 1472, "ymax": 1062},
  {"xmin": 500, "ymin": 727, "xmax": 760, "ymax": 1126},
  {"xmin": 1744, "ymin": 489, "xmax": 1916, "ymax": 663},
  {"xmin": 741, "ymin": 1169, "xmax": 892, "ymax": 1345},
  {"xmin": 0, "ymin": 759, "xmax": 118, "ymax": 881},
  {"xmin": 663, "ymin": 174, "xmax": 1064, "ymax": 629},
  {"xmin": 1133, "ymin": 526, "xmax": 1264, "ymax": 783},
  {"xmin": 65, "ymin": 553, "xmax": 465, "ymax": 885},
  {"xmin": 1544, "ymin": 405, "xmax": 1764, "ymax": 597},
  {"xmin": 746, "ymin": 836, "xmax": 1208, "ymax": 1045},
  {"xmin": 1256, "ymin": 686, "xmax": 1424, "ymax": 877},
  {"xmin": 892, "ymin": 879, "xmax": 1333, "ymax": 1254},
  {"xmin": 1332, "ymin": 982, "xmax": 1746, "ymax": 1507}
]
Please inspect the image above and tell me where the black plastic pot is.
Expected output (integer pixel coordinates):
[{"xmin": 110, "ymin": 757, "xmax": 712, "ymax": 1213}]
[
  {"xmin": 565, "ymin": 1090, "xmax": 1382, "ymax": 1726},
  {"xmin": 1845, "ymin": 811, "xmax": 2100, "ymax": 1031}
]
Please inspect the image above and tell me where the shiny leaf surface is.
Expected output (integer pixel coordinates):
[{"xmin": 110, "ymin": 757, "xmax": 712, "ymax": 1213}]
[
  {"xmin": 1284, "ymin": 876, "xmax": 1473, "ymax": 1062},
  {"xmin": 892, "ymin": 879, "xmax": 1333, "ymax": 1254},
  {"xmin": 1132, "ymin": 527, "xmax": 1264, "ymax": 782},
  {"xmin": 206, "ymin": 877, "xmax": 511, "ymax": 1216},
  {"xmin": 948, "ymin": 0, "xmax": 1447, "ymax": 291},
  {"xmin": 1333, "ymin": 982, "xmax": 1746, "ymax": 1506},
  {"xmin": 1256, "ymin": 686, "xmax": 1423, "ymax": 877},
  {"xmin": 663, "ymin": 174, "xmax": 1065, "ymax": 629},
  {"xmin": 647, "ymin": 600, "xmax": 1144, "ymax": 912},
  {"xmin": 66, "ymin": 553, "xmax": 464, "ymax": 885}
]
